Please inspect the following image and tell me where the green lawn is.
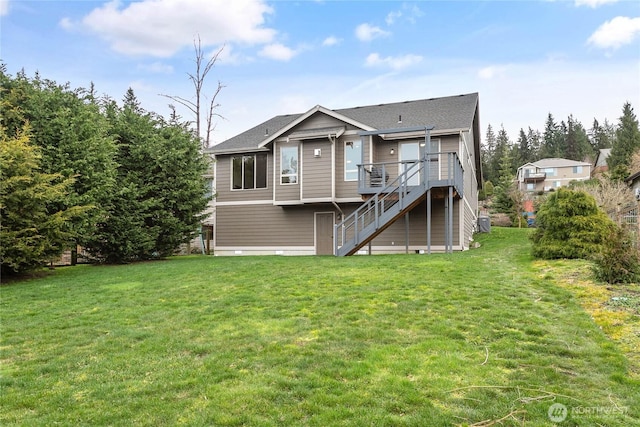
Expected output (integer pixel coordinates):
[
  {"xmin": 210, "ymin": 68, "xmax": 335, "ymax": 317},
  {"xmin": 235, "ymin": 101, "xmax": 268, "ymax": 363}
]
[{"xmin": 1, "ymin": 228, "xmax": 638, "ymax": 426}]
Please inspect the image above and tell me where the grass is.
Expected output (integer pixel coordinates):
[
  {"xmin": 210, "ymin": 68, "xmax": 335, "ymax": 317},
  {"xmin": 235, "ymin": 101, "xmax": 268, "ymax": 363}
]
[
  {"xmin": 1, "ymin": 227, "xmax": 638, "ymax": 426},
  {"xmin": 533, "ymin": 257, "xmax": 640, "ymax": 380}
]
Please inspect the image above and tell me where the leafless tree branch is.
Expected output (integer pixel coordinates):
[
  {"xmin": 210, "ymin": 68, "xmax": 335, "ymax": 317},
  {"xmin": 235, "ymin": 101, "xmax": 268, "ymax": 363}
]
[{"xmin": 158, "ymin": 34, "xmax": 225, "ymax": 148}]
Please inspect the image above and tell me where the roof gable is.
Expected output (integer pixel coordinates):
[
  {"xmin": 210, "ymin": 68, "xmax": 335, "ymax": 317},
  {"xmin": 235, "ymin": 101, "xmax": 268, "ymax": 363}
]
[{"xmin": 257, "ymin": 105, "xmax": 374, "ymax": 148}]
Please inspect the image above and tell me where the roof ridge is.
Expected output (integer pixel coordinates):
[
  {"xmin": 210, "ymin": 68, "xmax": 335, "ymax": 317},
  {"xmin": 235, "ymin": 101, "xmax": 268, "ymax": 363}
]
[{"xmin": 335, "ymin": 92, "xmax": 478, "ymax": 112}]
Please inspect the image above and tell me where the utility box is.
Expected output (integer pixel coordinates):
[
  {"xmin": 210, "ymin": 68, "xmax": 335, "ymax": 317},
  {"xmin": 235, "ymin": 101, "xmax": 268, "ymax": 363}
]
[{"xmin": 477, "ymin": 216, "xmax": 491, "ymax": 233}]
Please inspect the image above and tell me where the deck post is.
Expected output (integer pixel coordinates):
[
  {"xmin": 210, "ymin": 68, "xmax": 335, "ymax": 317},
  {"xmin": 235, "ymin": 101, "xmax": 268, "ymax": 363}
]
[
  {"xmin": 448, "ymin": 185, "xmax": 454, "ymax": 253},
  {"xmin": 405, "ymin": 212, "xmax": 409, "ymax": 254},
  {"xmin": 427, "ymin": 189, "xmax": 432, "ymax": 254},
  {"xmin": 444, "ymin": 192, "xmax": 449, "ymax": 254}
]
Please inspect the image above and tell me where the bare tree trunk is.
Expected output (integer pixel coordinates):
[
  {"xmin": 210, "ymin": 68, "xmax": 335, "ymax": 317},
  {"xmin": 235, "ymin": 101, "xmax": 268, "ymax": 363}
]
[{"xmin": 160, "ymin": 35, "xmax": 225, "ymax": 148}]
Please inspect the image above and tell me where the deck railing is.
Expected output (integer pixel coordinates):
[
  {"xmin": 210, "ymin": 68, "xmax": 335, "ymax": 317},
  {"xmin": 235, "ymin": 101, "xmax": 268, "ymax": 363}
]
[{"xmin": 336, "ymin": 152, "xmax": 463, "ymax": 256}]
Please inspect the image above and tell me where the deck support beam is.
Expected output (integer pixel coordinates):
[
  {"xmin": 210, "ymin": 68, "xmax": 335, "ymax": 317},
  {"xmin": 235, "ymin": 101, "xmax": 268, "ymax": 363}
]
[
  {"xmin": 405, "ymin": 212, "xmax": 409, "ymax": 254},
  {"xmin": 427, "ymin": 189, "xmax": 432, "ymax": 254},
  {"xmin": 448, "ymin": 186, "xmax": 454, "ymax": 253}
]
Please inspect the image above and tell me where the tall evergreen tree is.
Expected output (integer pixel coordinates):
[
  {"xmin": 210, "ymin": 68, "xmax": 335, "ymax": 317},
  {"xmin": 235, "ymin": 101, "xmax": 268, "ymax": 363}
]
[
  {"xmin": 0, "ymin": 68, "xmax": 117, "ymax": 251},
  {"xmin": 541, "ymin": 113, "xmax": 565, "ymax": 158},
  {"xmin": 488, "ymin": 125, "xmax": 511, "ymax": 184},
  {"xmin": 87, "ymin": 89, "xmax": 210, "ymax": 262},
  {"xmin": 608, "ymin": 102, "xmax": 640, "ymax": 181},
  {"xmin": 589, "ymin": 118, "xmax": 615, "ymax": 152},
  {"xmin": 86, "ymin": 95, "xmax": 155, "ymax": 262},
  {"xmin": 492, "ymin": 144, "xmax": 516, "ymax": 216},
  {"xmin": 516, "ymin": 128, "xmax": 531, "ymax": 166},
  {"xmin": 482, "ymin": 124, "xmax": 496, "ymax": 183},
  {"xmin": 0, "ymin": 127, "xmax": 86, "ymax": 274},
  {"xmin": 527, "ymin": 127, "xmax": 542, "ymax": 161},
  {"xmin": 564, "ymin": 115, "xmax": 592, "ymax": 161}
]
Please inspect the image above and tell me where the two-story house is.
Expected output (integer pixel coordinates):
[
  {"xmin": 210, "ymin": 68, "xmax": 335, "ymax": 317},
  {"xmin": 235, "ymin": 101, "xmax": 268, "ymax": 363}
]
[
  {"xmin": 517, "ymin": 158, "xmax": 591, "ymax": 192},
  {"xmin": 206, "ymin": 93, "xmax": 482, "ymax": 256}
]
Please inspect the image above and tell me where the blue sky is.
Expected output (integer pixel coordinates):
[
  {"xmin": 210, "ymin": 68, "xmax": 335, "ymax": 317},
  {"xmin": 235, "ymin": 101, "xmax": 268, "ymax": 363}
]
[{"xmin": 1, "ymin": 0, "xmax": 639, "ymax": 145}]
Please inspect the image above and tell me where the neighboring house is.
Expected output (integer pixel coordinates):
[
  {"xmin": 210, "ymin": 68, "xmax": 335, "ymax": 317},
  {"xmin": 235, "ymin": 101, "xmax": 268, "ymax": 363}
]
[
  {"xmin": 206, "ymin": 93, "xmax": 482, "ymax": 256},
  {"xmin": 517, "ymin": 158, "xmax": 591, "ymax": 192},
  {"xmin": 592, "ymin": 148, "xmax": 611, "ymax": 177},
  {"xmin": 627, "ymin": 170, "xmax": 640, "ymax": 201}
]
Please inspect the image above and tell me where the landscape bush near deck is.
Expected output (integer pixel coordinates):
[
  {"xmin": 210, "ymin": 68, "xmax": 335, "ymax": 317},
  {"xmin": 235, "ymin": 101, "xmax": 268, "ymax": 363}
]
[{"xmin": 1, "ymin": 228, "xmax": 638, "ymax": 426}]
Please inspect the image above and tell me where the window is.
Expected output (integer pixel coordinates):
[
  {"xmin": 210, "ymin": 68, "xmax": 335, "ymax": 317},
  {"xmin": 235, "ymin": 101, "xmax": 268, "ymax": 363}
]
[
  {"xmin": 555, "ymin": 180, "xmax": 561, "ymax": 188},
  {"xmin": 544, "ymin": 168, "xmax": 556, "ymax": 177},
  {"xmin": 281, "ymin": 146, "xmax": 298, "ymax": 184},
  {"xmin": 573, "ymin": 165, "xmax": 583, "ymax": 174},
  {"xmin": 344, "ymin": 140, "xmax": 362, "ymax": 181},
  {"xmin": 526, "ymin": 183, "xmax": 535, "ymax": 191},
  {"xmin": 232, "ymin": 153, "xmax": 267, "ymax": 190}
]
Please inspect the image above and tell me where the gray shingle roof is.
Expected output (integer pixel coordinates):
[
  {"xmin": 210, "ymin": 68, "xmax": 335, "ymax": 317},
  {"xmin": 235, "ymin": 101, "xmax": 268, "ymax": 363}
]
[
  {"xmin": 530, "ymin": 158, "xmax": 592, "ymax": 168},
  {"xmin": 209, "ymin": 93, "xmax": 479, "ymax": 154},
  {"xmin": 335, "ymin": 93, "xmax": 478, "ymax": 132}
]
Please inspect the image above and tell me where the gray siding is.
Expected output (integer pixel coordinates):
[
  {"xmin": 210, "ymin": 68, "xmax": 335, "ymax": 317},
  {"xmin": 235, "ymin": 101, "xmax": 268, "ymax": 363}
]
[
  {"xmin": 339, "ymin": 198, "xmax": 460, "ymax": 248},
  {"xmin": 301, "ymin": 139, "xmax": 332, "ymax": 199},
  {"xmin": 335, "ymin": 134, "xmax": 368, "ymax": 199},
  {"xmin": 216, "ymin": 204, "xmax": 324, "ymax": 246},
  {"xmin": 373, "ymin": 198, "xmax": 459, "ymax": 246},
  {"xmin": 292, "ymin": 111, "xmax": 345, "ymax": 130},
  {"xmin": 461, "ymin": 129, "xmax": 479, "ymax": 247},
  {"xmin": 274, "ymin": 141, "xmax": 301, "ymax": 203},
  {"xmin": 215, "ymin": 153, "xmax": 272, "ymax": 203}
]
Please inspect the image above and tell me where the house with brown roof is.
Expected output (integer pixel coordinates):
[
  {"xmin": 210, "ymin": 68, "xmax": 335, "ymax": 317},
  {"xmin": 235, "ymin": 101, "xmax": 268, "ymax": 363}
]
[
  {"xmin": 205, "ymin": 93, "xmax": 482, "ymax": 256},
  {"xmin": 592, "ymin": 148, "xmax": 611, "ymax": 177},
  {"xmin": 517, "ymin": 158, "xmax": 591, "ymax": 193}
]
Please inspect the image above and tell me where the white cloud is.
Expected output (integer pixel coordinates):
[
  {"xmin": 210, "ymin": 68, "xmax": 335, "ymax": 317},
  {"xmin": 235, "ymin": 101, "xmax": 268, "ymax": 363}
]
[
  {"xmin": 403, "ymin": 4, "xmax": 424, "ymax": 24},
  {"xmin": 386, "ymin": 4, "xmax": 424, "ymax": 25},
  {"xmin": 138, "ymin": 62, "xmax": 174, "ymax": 74},
  {"xmin": 1, "ymin": 0, "xmax": 9, "ymax": 16},
  {"xmin": 215, "ymin": 44, "xmax": 251, "ymax": 65},
  {"xmin": 574, "ymin": 0, "xmax": 618, "ymax": 8},
  {"xmin": 365, "ymin": 53, "xmax": 423, "ymax": 70},
  {"xmin": 386, "ymin": 11, "xmax": 402, "ymax": 26},
  {"xmin": 588, "ymin": 16, "xmax": 640, "ymax": 50},
  {"xmin": 62, "ymin": 0, "xmax": 276, "ymax": 57},
  {"xmin": 259, "ymin": 43, "xmax": 297, "ymax": 61},
  {"xmin": 322, "ymin": 36, "xmax": 341, "ymax": 47},
  {"xmin": 58, "ymin": 16, "xmax": 73, "ymax": 30},
  {"xmin": 355, "ymin": 23, "xmax": 391, "ymax": 42},
  {"xmin": 478, "ymin": 65, "xmax": 508, "ymax": 80}
]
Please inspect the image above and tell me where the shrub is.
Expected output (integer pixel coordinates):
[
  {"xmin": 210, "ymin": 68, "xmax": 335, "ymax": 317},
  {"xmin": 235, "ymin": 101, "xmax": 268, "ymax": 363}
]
[
  {"xmin": 530, "ymin": 188, "xmax": 615, "ymax": 259},
  {"xmin": 592, "ymin": 227, "xmax": 640, "ymax": 284},
  {"xmin": 483, "ymin": 181, "xmax": 494, "ymax": 197}
]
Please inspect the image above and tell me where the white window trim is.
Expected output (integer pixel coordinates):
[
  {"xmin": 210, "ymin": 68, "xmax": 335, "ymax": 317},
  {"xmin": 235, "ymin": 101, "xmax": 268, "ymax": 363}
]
[
  {"xmin": 344, "ymin": 140, "xmax": 361, "ymax": 181},
  {"xmin": 280, "ymin": 145, "xmax": 298, "ymax": 185}
]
